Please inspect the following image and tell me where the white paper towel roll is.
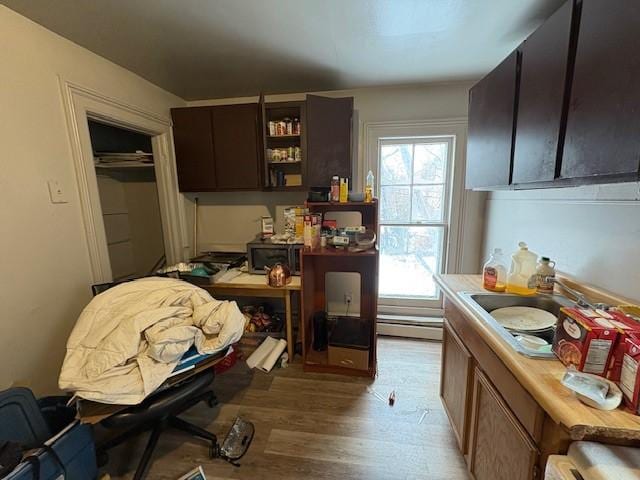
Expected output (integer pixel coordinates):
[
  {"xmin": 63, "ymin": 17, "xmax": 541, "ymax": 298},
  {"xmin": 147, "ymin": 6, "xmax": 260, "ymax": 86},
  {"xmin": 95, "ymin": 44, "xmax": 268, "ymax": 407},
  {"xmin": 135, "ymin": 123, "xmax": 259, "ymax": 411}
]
[
  {"xmin": 257, "ymin": 338, "xmax": 287, "ymax": 373},
  {"xmin": 246, "ymin": 336, "xmax": 287, "ymax": 373}
]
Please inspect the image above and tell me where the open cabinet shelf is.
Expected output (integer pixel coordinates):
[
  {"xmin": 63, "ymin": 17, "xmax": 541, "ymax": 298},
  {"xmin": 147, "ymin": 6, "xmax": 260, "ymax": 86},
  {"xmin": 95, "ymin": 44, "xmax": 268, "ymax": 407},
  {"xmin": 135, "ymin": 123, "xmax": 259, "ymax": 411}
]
[
  {"xmin": 300, "ymin": 201, "xmax": 379, "ymax": 378},
  {"xmin": 262, "ymin": 100, "xmax": 306, "ymax": 190}
]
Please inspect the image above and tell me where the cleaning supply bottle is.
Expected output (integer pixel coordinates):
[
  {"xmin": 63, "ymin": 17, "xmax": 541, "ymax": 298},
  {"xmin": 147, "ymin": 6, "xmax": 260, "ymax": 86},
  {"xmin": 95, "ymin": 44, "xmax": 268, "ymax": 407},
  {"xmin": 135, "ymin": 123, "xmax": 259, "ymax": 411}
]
[
  {"xmin": 536, "ymin": 257, "xmax": 556, "ymax": 294},
  {"xmin": 506, "ymin": 242, "xmax": 539, "ymax": 296},
  {"xmin": 482, "ymin": 248, "xmax": 507, "ymax": 292},
  {"xmin": 365, "ymin": 170, "xmax": 375, "ymax": 203},
  {"xmin": 339, "ymin": 178, "xmax": 349, "ymax": 203}
]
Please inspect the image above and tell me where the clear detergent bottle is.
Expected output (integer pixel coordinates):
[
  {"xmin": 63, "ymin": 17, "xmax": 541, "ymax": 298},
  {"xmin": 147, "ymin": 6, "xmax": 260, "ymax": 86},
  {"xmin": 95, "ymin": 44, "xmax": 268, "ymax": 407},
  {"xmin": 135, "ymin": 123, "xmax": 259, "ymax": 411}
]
[
  {"xmin": 483, "ymin": 248, "xmax": 507, "ymax": 292},
  {"xmin": 506, "ymin": 242, "xmax": 539, "ymax": 296}
]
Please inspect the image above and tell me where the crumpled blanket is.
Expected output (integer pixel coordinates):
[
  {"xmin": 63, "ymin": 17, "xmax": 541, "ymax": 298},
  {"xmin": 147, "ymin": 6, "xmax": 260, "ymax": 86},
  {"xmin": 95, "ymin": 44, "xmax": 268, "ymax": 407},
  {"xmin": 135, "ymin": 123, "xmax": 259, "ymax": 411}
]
[{"xmin": 59, "ymin": 277, "xmax": 245, "ymax": 405}]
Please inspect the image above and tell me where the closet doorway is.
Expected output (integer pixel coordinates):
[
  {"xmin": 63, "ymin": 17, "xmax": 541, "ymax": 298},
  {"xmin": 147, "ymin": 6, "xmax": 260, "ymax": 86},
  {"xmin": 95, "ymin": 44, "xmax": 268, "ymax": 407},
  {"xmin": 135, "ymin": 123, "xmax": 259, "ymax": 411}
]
[{"xmin": 89, "ymin": 120, "xmax": 166, "ymax": 280}]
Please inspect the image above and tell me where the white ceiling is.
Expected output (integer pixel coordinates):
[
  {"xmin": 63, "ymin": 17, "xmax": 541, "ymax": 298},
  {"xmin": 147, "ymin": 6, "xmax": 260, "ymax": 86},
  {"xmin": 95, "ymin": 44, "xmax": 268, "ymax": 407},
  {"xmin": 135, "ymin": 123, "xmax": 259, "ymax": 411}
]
[{"xmin": 2, "ymin": 0, "xmax": 564, "ymax": 100}]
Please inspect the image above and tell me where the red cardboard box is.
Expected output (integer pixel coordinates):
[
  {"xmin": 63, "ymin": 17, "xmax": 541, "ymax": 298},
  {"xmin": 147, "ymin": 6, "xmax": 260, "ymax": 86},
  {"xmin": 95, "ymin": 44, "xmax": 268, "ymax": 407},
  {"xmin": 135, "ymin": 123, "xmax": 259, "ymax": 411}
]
[
  {"xmin": 552, "ymin": 307, "xmax": 618, "ymax": 376},
  {"xmin": 619, "ymin": 335, "xmax": 640, "ymax": 413},
  {"xmin": 606, "ymin": 312, "xmax": 640, "ymax": 382}
]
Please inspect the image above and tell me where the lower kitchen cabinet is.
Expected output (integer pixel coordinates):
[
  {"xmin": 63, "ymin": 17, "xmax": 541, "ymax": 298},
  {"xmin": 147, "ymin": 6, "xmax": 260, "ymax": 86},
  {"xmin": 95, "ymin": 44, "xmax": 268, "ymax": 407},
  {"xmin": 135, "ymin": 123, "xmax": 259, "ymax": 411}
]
[
  {"xmin": 468, "ymin": 368, "xmax": 538, "ymax": 480},
  {"xmin": 440, "ymin": 320, "xmax": 473, "ymax": 453},
  {"xmin": 441, "ymin": 299, "xmax": 571, "ymax": 480}
]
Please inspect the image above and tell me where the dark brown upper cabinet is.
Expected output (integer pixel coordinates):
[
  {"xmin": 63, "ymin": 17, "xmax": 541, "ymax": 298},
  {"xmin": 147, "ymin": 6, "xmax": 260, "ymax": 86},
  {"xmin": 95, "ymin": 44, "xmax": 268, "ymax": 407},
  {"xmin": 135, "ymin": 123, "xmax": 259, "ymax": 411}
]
[
  {"xmin": 466, "ymin": 50, "xmax": 520, "ymax": 190},
  {"xmin": 211, "ymin": 103, "xmax": 261, "ymax": 190},
  {"xmin": 561, "ymin": 0, "xmax": 640, "ymax": 182},
  {"xmin": 512, "ymin": 0, "xmax": 575, "ymax": 185},
  {"xmin": 172, "ymin": 106, "xmax": 216, "ymax": 192},
  {"xmin": 306, "ymin": 95, "xmax": 353, "ymax": 188},
  {"xmin": 172, "ymin": 103, "xmax": 262, "ymax": 192}
]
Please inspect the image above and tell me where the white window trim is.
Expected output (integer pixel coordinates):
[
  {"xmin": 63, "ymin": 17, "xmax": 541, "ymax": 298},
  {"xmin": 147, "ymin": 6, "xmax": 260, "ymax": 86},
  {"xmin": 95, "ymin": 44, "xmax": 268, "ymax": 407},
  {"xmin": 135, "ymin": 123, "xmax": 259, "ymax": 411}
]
[{"xmin": 363, "ymin": 119, "xmax": 468, "ymax": 318}]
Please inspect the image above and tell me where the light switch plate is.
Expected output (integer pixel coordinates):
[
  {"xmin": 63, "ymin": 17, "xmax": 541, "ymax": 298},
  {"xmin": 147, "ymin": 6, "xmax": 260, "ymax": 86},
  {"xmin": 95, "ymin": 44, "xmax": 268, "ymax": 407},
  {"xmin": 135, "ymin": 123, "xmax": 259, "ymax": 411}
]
[{"xmin": 48, "ymin": 180, "xmax": 69, "ymax": 204}]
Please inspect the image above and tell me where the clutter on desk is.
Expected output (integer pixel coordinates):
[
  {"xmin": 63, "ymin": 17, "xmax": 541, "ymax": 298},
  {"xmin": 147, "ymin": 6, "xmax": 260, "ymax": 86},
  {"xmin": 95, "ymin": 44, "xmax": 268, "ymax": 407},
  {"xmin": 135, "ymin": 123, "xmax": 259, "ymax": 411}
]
[
  {"xmin": 160, "ymin": 252, "xmax": 247, "ymax": 285},
  {"xmin": 261, "ymin": 216, "xmax": 274, "ymax": 237},
  {"xmin": 59, "ymin": 277, "xmax": 245, "ymax": 404},
  {"xmin": 246, "ymin": 336, "xmax": 288, "ymax": 373}
]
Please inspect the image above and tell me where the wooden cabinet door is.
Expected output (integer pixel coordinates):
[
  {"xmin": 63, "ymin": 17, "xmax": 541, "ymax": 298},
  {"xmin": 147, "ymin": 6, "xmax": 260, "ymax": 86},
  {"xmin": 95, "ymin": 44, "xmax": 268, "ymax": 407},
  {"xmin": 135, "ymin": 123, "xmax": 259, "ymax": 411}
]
[
  {"xmin": 466, "ymin": 50, "xmax": 520, "ymax": 190},
  {"xmin": 440, "ymin": 319, "xmax": 473, "ymax": 454},
  {"xmin": 469, "ymin": 368, "xmax": 538, "ymax": 480},
  {"xmin": 561, "ymin": 1, "xmax": 640, "ymax": 181},
  {"xmin": 513, "ymin": 0, "xmax": 574, "ymax": 185},
  {"xmin": 211, "ymin": 103, "xmax": 261, "ymax": 190},
  {"xmin": 171, "ymin": 107, "xmax": 216, "ymax": 192},
  {"xmin": 306, "ymin": 95, "xmax": 353, "ymax": 188}
]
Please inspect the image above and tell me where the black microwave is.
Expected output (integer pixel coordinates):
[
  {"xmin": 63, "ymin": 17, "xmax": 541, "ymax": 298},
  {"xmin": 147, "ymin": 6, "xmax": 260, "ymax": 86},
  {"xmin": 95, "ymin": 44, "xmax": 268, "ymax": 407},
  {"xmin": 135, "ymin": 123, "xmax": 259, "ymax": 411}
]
[{"xmin": 246, "ymin": 237, "xmax": 302, "ymax": 275}]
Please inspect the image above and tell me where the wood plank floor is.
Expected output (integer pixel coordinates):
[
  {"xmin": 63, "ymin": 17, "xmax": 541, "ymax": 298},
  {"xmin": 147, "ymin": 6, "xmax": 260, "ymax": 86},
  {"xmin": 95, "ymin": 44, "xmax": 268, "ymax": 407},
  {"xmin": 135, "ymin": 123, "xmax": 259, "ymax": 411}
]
[{"xmin": 106, "ymin": 337, "xmax": 469, "ymax": 479}]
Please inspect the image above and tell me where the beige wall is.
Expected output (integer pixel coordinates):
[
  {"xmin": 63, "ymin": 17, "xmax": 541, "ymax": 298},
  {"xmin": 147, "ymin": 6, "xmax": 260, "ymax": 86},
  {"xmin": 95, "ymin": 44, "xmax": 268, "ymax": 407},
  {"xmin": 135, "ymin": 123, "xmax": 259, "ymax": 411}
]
[
  {"xmin": 0, "ymin": 6, "xmax": 184, "ymax": 395},
  {"xmin": 186, "ymin": 82, "xmax": 485, "ymax": 276},
  {"xmin": 482, "ymin": 182, "xmax": 640, "ymax": 302}
]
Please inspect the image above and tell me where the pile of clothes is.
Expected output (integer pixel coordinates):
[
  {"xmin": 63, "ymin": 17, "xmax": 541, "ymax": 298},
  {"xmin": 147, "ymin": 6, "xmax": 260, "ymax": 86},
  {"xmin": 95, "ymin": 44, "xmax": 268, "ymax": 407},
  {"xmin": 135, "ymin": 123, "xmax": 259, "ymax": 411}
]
[{"xmin": 59, "ymin": 277, "xmax": 245, "ymax": 405}]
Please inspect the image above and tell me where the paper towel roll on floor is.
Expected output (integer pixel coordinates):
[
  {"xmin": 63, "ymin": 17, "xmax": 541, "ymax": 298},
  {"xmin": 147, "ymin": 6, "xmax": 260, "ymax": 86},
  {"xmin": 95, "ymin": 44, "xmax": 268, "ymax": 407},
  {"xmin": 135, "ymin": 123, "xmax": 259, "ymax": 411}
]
[{"xmin": 246, "ymin": 337, "xmax": 287, "ymax": 373}]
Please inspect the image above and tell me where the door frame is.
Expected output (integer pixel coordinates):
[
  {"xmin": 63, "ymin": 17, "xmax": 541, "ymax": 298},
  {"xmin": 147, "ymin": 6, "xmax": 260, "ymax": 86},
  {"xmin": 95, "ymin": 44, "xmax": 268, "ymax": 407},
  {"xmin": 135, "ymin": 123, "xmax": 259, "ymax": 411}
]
[
  {"xmin": 363, "ymin": 118, "xmax": 468, "ymax": 318},
  {"xmin": 59, "ymin": 79, "xmax": 188, "ymax": 283}
]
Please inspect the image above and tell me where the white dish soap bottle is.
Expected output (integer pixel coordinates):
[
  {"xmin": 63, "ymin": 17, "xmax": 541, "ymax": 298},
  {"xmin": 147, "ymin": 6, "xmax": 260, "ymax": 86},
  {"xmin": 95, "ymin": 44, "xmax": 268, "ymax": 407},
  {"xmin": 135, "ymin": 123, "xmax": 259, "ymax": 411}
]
[{"xmin": 506, "ymin": 242, "xmax": 538, "ymax": 296}]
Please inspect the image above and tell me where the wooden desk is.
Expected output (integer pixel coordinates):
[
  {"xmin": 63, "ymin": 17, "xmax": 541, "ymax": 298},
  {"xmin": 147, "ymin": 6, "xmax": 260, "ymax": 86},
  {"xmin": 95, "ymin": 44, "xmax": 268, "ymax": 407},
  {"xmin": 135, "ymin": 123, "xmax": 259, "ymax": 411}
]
[{"xmin": 203, "ymin": 273, "xmax": 300, "ymax": 360}]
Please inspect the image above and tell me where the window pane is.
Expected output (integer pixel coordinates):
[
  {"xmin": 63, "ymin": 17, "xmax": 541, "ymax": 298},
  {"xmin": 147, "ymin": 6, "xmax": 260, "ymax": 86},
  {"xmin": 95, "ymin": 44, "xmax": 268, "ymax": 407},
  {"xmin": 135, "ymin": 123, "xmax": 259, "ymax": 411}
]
[
  {"xmin": 380, "ymin": 186, "xmax": 410, "ymax": 223},
  {"xmin": 379, "ymin": 225, "xmax": 443, "ymax": 299},
  {"xmin": 414, "ymin": 143, "xmax": 447, "ymax": 184},
  {"xmin": 412, "ymin": 185, "xmax": 444, "ymax": 223},
  {"xmin": 380, "ymin": 144, "xmax": 412, "ymax": 185}
]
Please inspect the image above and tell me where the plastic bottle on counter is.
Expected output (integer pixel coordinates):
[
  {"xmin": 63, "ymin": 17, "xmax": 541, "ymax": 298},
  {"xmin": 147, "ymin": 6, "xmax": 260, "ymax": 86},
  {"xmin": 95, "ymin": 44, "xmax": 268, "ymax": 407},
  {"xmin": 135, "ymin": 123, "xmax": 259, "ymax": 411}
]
[
  {"xmin": 506, "ymin": 242, "xmax": 539, "ymax": 296},
  {"xmin": 339, "ymin": 178, "xmax": 349, "ymax": 203},
  {"xmin": 536, "ymin": 257, "xmax": 556, "ymax": 294},
  {"xmin": 365, "ymin": 170, "xmax": 375, "ymax": 203},
  {"xmin": 482, "ymin": 248, "xmax": 507, "ymax": 292},
  {"xmin": 330, "ymin": 176, "xmax": 340, "ymax": 202}
]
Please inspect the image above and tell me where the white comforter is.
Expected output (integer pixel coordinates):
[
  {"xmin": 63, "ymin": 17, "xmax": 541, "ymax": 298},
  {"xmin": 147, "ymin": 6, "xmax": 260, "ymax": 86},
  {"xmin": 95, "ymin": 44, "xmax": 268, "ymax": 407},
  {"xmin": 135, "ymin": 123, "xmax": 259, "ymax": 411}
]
[{"xmin": 59, "ymin": 277, "xmax": 244, "ymax": 405}]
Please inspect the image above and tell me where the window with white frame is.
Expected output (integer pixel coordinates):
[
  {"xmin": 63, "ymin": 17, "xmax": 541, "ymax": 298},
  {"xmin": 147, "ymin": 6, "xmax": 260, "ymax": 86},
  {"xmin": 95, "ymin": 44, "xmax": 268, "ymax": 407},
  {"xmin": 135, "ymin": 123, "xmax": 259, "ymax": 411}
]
[{"xmin": 378, "ymin": 137, "xmax": 453, "ymax": 305}]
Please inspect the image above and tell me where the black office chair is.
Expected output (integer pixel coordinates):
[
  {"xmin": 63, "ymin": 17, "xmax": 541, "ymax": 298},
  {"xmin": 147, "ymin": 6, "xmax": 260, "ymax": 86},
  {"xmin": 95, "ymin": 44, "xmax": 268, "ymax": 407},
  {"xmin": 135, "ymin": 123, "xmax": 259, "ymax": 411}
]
[
  {"xmin": 91, "ymin": 278, "xmax": 219, "ymax": 480},
  {"xmin": 96, "ymin": 370, "xmax": 219, "ymax": 479}
]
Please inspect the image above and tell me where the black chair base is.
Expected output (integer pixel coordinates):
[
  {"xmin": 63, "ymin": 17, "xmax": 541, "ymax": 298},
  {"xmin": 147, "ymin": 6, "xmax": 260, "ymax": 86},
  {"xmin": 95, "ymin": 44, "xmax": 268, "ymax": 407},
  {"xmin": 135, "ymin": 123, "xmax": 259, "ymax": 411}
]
[{"xmin": 97, "ymin": 377, "xmax": 220, "ymax": 480}]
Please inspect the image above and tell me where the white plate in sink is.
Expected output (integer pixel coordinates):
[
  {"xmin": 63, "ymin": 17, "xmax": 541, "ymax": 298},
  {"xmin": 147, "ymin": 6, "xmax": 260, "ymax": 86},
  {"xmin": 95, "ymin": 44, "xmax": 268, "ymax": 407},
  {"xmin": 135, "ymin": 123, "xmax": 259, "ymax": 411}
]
[{"xmin": 491, "ymin": 306, "xmax": 558, "ymax": 331}]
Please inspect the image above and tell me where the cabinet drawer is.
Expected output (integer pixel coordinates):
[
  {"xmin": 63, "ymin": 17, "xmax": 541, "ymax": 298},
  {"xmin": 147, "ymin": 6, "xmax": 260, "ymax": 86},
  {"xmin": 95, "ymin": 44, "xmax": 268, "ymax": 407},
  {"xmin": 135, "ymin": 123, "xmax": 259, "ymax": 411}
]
[
  {"xmin": 328, "ymin": 346, "xmax": 369, "ymax": 370},
  {"xmin": 445, "ymin": 299, "xmax": 545, "ymax": 442}
]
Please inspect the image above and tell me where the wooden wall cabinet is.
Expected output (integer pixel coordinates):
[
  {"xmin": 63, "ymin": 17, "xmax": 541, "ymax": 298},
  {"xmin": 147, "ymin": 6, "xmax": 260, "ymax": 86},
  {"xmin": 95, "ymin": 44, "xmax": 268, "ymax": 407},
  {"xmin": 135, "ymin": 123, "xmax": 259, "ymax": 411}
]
[
  {"xmin": 440, "ymin": 320, "xmax": 474, "ymax": 453},
  {"xmin": 468, "ymin": 368, "xmax": 539, "ymax": 480},
  {"xmin": 172, "ymin": 94, "xmax": 354, "ymax": 192},
  {"xmin": 306, "ymin": 95, "xmax": 353, "ymax": 188},
  {"xmin": 561, "ymin": 0, "xmax": 640, "ymax": 182},
  {"xmin": 211, "ymin": 103, "xmax": 262, "ymax": 190},
  {"xmin": 512, "ymin": 0, "xmax": 574, "ymax": 185},
  {"xmin": 172, "ymin": 107, "xmax": 217, "ymax": 192},
  {"xmin": 466, "ymin": 50, "xmax": 520, "ymax": 189},
  {"xmin": 172, "ymin": 103, "xmax": 261, "ymax": 192},
  {"xmin": 466, "ymin": 0, "xmax": 640, "ymax": 190}
]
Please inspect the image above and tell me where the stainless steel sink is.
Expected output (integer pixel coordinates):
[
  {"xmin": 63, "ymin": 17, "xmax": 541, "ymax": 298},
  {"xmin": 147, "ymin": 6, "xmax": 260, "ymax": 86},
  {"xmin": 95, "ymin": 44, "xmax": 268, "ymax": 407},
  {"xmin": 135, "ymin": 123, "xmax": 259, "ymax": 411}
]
[{"xmin": 459, "ymin": 292, "xmax": 575, "ymax": 358}]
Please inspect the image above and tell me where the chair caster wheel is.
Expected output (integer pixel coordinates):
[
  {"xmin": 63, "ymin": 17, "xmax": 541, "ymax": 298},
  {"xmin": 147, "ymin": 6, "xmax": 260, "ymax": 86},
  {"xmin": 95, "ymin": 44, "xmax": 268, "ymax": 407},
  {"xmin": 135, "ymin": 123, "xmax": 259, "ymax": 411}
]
[{"xmin": 96, "ymin": 450, "xmax": 109, "ymax": 467}]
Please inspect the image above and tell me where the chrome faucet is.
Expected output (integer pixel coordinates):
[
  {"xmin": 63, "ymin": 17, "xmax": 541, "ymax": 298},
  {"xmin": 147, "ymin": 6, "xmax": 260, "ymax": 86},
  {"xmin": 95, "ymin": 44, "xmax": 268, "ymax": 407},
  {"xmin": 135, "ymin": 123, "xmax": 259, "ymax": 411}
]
[{"xmin": 544, "ymin": 276, "xmax": 608, "ymax": 310}]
